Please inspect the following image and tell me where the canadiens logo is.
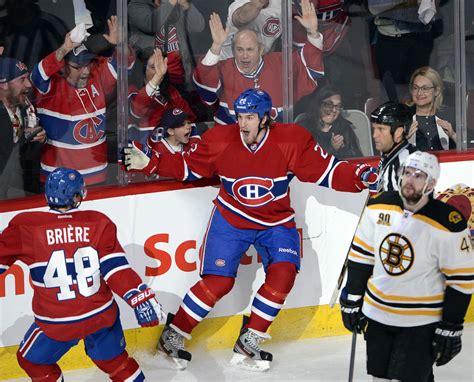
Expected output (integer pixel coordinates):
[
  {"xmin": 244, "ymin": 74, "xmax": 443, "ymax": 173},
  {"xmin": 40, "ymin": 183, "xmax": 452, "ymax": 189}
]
[
  {"xmin": 262, "ymin": 17, "xmax": 281, "ymax": 37},
  {"xmin": 215, "ymin": 259, "xmax": 226, "ymax": 267},
  {"xmin": 232, "ymin": 177, "xmax": 275, "ymax": 207},
  {"xmin": 379, "ymin": 233, "xmax": 414, "ymax": 276},
  {"xmin": 73, "ymin": 117, "xmax": 104, "ymax": 144}
]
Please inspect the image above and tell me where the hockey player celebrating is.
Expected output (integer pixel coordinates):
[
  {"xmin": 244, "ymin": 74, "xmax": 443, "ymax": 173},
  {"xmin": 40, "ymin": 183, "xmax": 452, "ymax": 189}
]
[
  {"xmin": 339, "ymin": 151, "xmax": 473, "ymax": 382},
  {"xmin": 0, "ymin": 167, "xmax": 162, "ymax": 381},
  {"xmin": 123, "ymin": 88, "xmax": 377, "ymax": 371}
]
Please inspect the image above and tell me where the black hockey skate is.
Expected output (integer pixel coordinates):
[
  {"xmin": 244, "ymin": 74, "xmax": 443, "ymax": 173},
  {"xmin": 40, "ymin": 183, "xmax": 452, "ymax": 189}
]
[
  {"xmin": 157, "ymin": 313, "xmax": 192, "ymax": 370},
  {"xmin": 231, "ymin": 315, "xmax": 273, "ymax": 371}
]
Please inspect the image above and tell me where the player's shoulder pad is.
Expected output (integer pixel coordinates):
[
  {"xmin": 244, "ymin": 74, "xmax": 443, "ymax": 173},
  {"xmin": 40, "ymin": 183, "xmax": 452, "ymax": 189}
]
[
  {"xmin": 367, "ymin": 191, "xmax": 402, "ymax": 208},
  {"xmin": 273, "ymin": 122, "xmax": 313, "ymax": 142},
  {"xmin": 420, "ymin": 199, "xmax": 468, "ymax": 232}
]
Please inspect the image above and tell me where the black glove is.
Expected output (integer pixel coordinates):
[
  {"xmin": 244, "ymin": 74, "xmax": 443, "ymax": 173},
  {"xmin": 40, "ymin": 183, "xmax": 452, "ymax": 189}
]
[
  {"xmin": 432, "ymin": 321, "xmax": 463, "ymax": 366},
  {"xmin": 339, "ymin": 287, "xmax": 367, "ymax": 334}
]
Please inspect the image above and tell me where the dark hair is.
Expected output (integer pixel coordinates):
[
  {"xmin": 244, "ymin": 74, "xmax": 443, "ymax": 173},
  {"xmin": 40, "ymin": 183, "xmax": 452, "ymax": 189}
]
[
  {"xmin": 137, "ymin": 46, "xmax": 171, "ymax": 101},
  {"xmin": 309, "ymin": 85, "xmax": 343, "ymax": 128},
  {"xmin": 311, "ymin": 85, "xmax": 343, "ymax": 110}
]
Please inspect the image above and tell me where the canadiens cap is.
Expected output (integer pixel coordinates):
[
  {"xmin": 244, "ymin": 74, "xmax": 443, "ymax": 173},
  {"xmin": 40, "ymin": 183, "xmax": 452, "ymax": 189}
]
[
  {"xmin": 64, "ymin": 44, "xmax": 97, "ymax": 65},
  {"xmin": 160, "ymin": 108, "xmax": 189, "ymax": 130},
  {"xmin": 0, "ymin": 57, "xmax": 28, "ymax": 83}
]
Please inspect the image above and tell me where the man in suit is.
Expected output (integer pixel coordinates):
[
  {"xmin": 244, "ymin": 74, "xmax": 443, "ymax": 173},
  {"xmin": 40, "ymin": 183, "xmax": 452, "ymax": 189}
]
[{"xmin": 0, "ymin": 57, "xmax": 46, "ymax": 198}]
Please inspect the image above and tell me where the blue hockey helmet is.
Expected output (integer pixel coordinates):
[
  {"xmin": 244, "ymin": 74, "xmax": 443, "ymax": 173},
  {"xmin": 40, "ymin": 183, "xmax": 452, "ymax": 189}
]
[
  {"xmin": 234, "ymin": 88, "xmax": 272, "ymax": 119},
  {"xmin": 45, "ymin": 167, "xmax": 86, "ymax": 208}
]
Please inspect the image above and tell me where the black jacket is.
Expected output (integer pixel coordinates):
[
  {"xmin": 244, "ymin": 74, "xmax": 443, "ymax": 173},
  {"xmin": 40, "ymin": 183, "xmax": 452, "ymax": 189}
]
[{"xmin": 299, "ymin": 115, "xmax": 363, "ymax": 159}]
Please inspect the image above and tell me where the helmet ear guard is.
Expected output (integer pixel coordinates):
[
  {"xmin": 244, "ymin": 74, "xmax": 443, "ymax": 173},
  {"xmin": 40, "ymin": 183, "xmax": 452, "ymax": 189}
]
[
  {"xmin": 370, "ymin": 101, "xmax": 412, "ymax": 136},
  {"xmin": 234, "ymin": 88, "xmax": 273, "ymax": 120},
  {"xmin": 45, "ymin": 167, "xmax": 86, "ymax": 209}
]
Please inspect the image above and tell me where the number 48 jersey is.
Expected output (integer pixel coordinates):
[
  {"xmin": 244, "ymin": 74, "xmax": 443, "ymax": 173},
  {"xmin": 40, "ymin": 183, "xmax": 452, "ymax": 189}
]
[{"xmin": 0, "ymin": 209, "xmax": 142, "ymax": 341}]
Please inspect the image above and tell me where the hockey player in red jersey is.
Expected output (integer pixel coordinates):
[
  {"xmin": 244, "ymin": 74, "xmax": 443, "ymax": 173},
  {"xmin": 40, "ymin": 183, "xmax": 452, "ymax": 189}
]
[
  {"xmin": 339, "ymin": 151, "xmax": 473, "ymax": 381},
  {"xmin": 123, "ymin": 88, "xmax": 377, "ymax": 371},
  {"xmin": 0, "ymin": 168, "xmax": 162, "ymax": 381}
]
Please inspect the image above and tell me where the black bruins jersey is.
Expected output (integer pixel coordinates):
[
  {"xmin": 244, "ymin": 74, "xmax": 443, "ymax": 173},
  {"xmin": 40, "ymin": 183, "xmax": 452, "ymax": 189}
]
[{"xmin": 348, "ymin": 191, "xmax": 473, "ymax": 327}]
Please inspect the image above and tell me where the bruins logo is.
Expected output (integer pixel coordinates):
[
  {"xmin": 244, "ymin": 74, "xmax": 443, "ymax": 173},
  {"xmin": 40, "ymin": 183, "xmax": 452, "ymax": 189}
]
[{"xmin": 379, "ymin": 233, "xmax": 414, "ymax": 275}]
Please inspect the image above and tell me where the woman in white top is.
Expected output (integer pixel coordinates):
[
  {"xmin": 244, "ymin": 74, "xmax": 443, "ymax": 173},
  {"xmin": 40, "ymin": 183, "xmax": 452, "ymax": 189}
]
[{"xmin": 407, "ymin": 66, "xmax": 456, "ymax": 151}]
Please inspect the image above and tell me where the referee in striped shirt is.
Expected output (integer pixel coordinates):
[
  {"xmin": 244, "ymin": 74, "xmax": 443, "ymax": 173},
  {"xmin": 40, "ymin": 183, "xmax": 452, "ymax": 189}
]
[{"xmin": 371, "ymin": 102, "xmax": 417, "ymax": 192}]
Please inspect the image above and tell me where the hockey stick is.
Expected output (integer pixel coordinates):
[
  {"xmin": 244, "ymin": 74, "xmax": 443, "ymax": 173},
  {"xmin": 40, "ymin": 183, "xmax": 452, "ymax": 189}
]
[
  {"xmin": 348, "ymin": 331, "xmax": 357, "ymax": 382},
  {"xmin": 328, "ymin": 192, "xmax": 371, "ymax": 308}
]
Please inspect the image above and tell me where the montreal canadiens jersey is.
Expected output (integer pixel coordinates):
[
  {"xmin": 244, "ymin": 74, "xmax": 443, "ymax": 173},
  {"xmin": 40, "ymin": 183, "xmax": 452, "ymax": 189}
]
[
  {"xmin": 153, "ymin": 122, "xmax": 367, "ymax": 229},
  {"xmin": 31, "ymin": 52, "xmax": 120, "ymax": 185},
  {"xmin": 193, "ymin": 43, "xmax": 324, "ymax": 124},
  {"xmin": 0, "ymin": 209, "xmax": 142, "ymax": 341},
  {"xmin": 348, "ymin": 191, "xmax": 473, "ymax": 327}
]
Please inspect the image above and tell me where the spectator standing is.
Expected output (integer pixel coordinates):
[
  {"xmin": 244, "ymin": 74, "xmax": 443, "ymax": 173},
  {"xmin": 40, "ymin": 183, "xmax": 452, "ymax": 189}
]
[
  {"xmin": 220, "ymin": 0, "xmax": 281, "ymax": 60},
  {"xmin": 0, "ymin": 57, "xmax": 46, "ymax": 198},
  {"xmin": 31, "ymin": 17, "xmax": 125, "ymax": 186},
  {"xmin": 0, "ymin": 0, "xmax": 68, "ymax": 68},
  {"xmin": 123, "ymin": 88, "xmax": 378, "ymax": 370},
  {"xmin": 370, "ymin": 101, "xmax": 416, "ymax": 192},
  {"xmin": 0, "ymin": 167, "xmax": 162, "ymax": 381},
  {"xmin": 129, "ymin": 47, "xmax": 196, "ymax": 144},
  {"xmin": 368, "ymin": 0, "xmax": 441, "ymax": 99},
  {"xmin": 146, "ymin": 107, "xmax": 200, "ymax": 155},
  {"xmin": 407, "ymin": 66, "xmax": 455, "ymax": 151},
  {"xmin": 128, "ymin": 0, "xmax": 205, "ymax": 89},
  {"xmin": 339, "ymin": 151, "xmax": 473, "ymax": 382},
  {"xmin": 193, "ymin": 0, "xmax": 324, "ymax": 124},
  {"xmin": 298, "ymin": 86, "xmax": 363, "ymax": 159}
]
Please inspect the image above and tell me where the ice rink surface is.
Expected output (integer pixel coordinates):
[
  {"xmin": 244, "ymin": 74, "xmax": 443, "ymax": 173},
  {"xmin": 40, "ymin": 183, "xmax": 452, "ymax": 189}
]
[{"xmin": 6, "ymin": 324, "xmax": 473, "ymax": 381}]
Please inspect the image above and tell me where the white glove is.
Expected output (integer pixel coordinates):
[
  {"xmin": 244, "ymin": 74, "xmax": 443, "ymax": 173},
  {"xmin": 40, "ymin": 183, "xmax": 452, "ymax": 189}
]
[
  {"xmin": 123, "ymin": 141, "xmax": 151, "ymax": 171},
  {"xmin": 70, "ymin": 23, "xmax": 91, "ymax": 44}
]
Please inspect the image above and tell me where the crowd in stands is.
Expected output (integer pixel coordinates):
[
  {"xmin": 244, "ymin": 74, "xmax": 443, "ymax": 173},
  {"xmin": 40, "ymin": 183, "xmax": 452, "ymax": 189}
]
[{"xmin": 0, "ymin": 0, "xmax": 471, "ymax": 199}]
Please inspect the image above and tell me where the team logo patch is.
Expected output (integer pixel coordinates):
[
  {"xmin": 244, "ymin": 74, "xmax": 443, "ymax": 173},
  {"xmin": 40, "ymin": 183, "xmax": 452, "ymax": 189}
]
[
  {"xmin": 231, "ymin": 177, "xmax": 275, "ymax": 207},
  {"xmin": 215, "ymin": 259, "xmax": 225, "ymax": 267},
  {"xmin": 262, "ymin": 17, "xmax": 281, "ymax": 37},
  {"xmin": 73, "ymin": 116, "xmax": 104, "ymax": 143},
  {"xmin": 379, "ymin": 233, "xmax": 414, "ymax": 276},
  {"xmin": 449, "ymin": 211, "xmax": 463, "ymax": 224}
]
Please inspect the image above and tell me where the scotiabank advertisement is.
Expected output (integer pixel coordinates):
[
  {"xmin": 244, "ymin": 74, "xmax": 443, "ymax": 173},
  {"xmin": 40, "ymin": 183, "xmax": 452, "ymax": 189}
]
[{"xmin": 0, "ymin": 160, "xmax": 472, "ymax": 348}]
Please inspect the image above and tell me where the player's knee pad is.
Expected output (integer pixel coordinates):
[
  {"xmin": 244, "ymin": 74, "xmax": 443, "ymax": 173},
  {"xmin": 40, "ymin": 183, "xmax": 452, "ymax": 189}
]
[
  {"xmin": 265, "ymin": 262, "xmax": 297, "ymax": 298},
  {"xmin": 17, "ymin": 350, "xmax": 63, "ymax": 382},
  {"xmin": 93, "ymin": 351, "xmax": 144, "ymax": 382},
  {"xmin": 198, "ymin": 274, "xmax": 235, "ymax": 304}
]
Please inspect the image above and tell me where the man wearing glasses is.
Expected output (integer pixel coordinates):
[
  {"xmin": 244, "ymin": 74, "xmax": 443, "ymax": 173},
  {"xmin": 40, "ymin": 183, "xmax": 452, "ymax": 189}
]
[{"xmin": 30, "ymin": 16, "xmax": 125, "ymax": 186}]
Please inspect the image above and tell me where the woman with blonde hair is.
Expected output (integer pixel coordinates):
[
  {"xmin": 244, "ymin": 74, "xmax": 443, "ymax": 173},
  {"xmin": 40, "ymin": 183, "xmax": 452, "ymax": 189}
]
[{"xmin": 407, "ymin": 66, "xmax": 456, "ymax": 151}]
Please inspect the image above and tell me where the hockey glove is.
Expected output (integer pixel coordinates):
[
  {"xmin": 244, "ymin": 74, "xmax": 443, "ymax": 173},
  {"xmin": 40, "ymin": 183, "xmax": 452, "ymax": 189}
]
[
  {"xmin": 358, "ymin": 165, "xmax": 378, "ymax": 189},
  {"xmin": 432, "ymin": 321, "xmax": 463, "ymax": 366},
  {"xmin": 124, "ymin": 284, "xmax": 163, "ymax": 327},
  {"xmin": 340, "ymin": 287, "xmax": 367, "ymax": 334},
  {"xmin": 121, "ymin": 141, "xmax": 152, "ymax": 171}
]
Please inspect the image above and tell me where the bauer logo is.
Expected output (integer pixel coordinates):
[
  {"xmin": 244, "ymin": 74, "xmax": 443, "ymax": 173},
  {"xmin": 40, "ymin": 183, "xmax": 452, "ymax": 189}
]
[{"xmin": 231, "ymin": 177, "xmax": 275, "ymax": 207}]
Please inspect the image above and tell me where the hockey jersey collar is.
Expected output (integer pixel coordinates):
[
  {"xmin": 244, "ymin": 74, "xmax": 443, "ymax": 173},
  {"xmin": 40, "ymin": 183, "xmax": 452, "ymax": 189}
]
[{"xmin": 240, "ymin": 126, "xmax": 270, "ymax": 154}]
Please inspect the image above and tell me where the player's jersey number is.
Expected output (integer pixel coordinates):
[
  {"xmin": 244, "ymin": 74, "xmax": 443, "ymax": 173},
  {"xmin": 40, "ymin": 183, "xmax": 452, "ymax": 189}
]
[{"xmin": 43, "ymin": 246, "xmax": 100, "ymax": 301}]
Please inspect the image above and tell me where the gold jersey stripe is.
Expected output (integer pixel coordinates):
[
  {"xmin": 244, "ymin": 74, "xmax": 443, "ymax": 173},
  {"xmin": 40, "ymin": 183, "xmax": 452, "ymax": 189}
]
[
  {"xmin": 412, "ymin": 214, "xmax": 449, "ymax": 232},
  {"xmin": 368, "ymin": 281, "xmax": 444, "ymax": 302},
  {"xmin": 349, "ymin": 250, "xmax": 374, "ymax": 263},
  {"xmin": 365, "ymin": 296, "xmax": 442, "ymax": 316},
  {"xmin": 441, "ymin": 267, "xmax": 474, "ymax": 275},
  {"xmin": 445, "ymin": 281, "xmax": 474, "ymax": 290},
  {"xmin": 353, "ymin": 236, "xmax": 374, "ymax": 252},
  {"xmin": 368, "ymin": 204, "xmax": 403, "ymax": 213}
]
